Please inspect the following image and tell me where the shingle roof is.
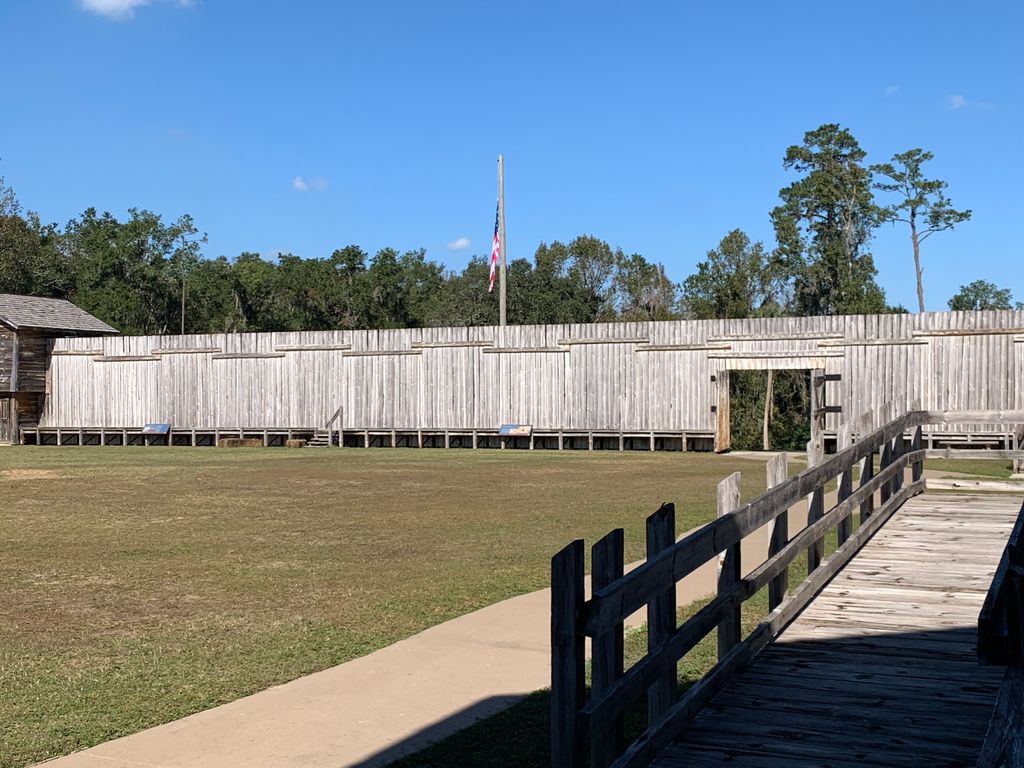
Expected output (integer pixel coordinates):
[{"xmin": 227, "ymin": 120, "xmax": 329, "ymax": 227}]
[{"xmin": 0, "ymin": 294, "xmax": 118, "ymax": 334}]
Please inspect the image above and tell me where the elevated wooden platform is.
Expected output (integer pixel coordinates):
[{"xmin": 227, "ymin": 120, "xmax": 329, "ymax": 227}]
[{"xmin": 651, "ymin": 493, "xmax": 1020, "ymax": 768}]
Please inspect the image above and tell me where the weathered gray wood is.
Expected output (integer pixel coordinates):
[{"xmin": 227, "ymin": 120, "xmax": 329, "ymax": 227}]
[
  {"xmin": 650, "ymin": 492, "xmax": 1019, "ymax": 768},
  {"xmin": 880, "ymin": 438, "xmax": 893, "ymax": 505},
  {"xmin": 611, "ymin": 481, "xmax": 925, "ymax": 768},
  {"xmin": 591, "ymin": 530, "xmax": 626, "ymax": 768},
  {"xmin": 586, "ymin": 416, "xmax": 915, "ymax": 636},
  {"xmin": 977, "ymin": 668, "xmax": 1024, "ymax": 768},
  {"xmin": 717, "ymin": 473, "xmax": 742, "ymax": 661},
  {"xmin": 714, "ymin": 370, "xmax": 730, "ymax": 452},
  {"xmin": 647, "ymin": 504, "xmax": 677, "ymax": 725},
  {"xmin": 912, "ymin": 424, "xmax": 924, "ymax": 482},
  {"xmin": 766, "ymin": 453, "xmax": 789, "ymax": 611},
  {"xmin": 836, "ymin": 425, "xmax": 853, "ymax": 546},
  {"xmin": 38, "ymin": 312, "xmax": 1024, "ymax": 439},
  {"xmin": 860, "ymin": 446, "xmax": 876, "ymax": 525},
  {"xmin": 551, "ymin": 539, "xmax": 585, "ymax": 768},
  {"xmin": 806, "ymin": 436, "xmax": 825, "ymax": 573},
  {"xmin": 978, "ymin": 501, "xmax": 1024, "ymax": 667},
  {"xmin": 925, "ymin": 449, "xmax": 1024, "ymax": 460},
  {"xmin": 581, "ymin": 461, "xmax": 923, "ymax": 733}
]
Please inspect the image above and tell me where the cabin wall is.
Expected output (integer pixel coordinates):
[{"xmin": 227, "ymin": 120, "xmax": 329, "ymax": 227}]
[
  {"xmin": 15, "ymin": 331, "xmax": 50, "ymax": 392},
  {"xmin": 0, "ymin": 327, "xmax": 14, "ymax": 392},
  {"xmin": 39, "ymin": 310, "xmax": 1024, "ymax": 433}
]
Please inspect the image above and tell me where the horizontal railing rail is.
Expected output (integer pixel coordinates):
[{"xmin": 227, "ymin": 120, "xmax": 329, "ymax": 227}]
[{"xmin": 551, "ymin": 408, "xmax": 1024, "ymax": 768}]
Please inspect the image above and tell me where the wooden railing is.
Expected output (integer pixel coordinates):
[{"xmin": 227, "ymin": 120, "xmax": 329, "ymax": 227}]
[
  {"xmin": 550, "ymin": 409, "xmax": 1024, "ymax": 768},
  {"xmin": 977, "ymin": 500, "xmax": 1024, "ymax": 768},
  {"xmin": 324, "ymin": 406, "xmax": 344, "ymax": 446}
]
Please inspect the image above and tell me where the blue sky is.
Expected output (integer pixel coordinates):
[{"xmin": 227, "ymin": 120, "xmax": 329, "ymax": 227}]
[{"xmin": 2, "ymin": 1, "xmax": 1020, "ymax": 311}]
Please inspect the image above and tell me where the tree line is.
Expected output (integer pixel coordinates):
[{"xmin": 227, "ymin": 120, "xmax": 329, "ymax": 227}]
[
  {"xmin": 1, "ymin": 124, "xmax": 1018, "ymax": 449},
  {"xmin": 1, "ymin": 123, "xmax": 1016, "ymax": 337}
]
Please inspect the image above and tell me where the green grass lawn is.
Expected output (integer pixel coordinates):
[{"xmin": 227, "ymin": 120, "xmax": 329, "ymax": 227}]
[
  {"xmin": 924, "ymin": 458, "xmax": 1016, "ymax": 478},
  {"xmin": 0, "ymin": 446, "xmax": 769, "ymax": 768}
]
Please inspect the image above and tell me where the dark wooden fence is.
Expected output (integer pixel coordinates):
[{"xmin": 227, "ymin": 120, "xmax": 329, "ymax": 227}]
[
  {"xmin": 978, "ymin": 499, "xmax": 1024, "ymax": 768},
  {"xmin": 550, "ymin": 409, "xmax": 1024, "ymax": 768}
]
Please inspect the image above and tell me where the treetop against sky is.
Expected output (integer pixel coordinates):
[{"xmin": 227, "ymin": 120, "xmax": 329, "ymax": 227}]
[{"xmin": 0, "ymin": 1, "xmax": 1019, "ymax": 312}]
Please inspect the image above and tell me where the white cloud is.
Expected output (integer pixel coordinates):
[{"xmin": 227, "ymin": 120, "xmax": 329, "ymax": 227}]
[
  {"xmin": 884, "ymin": 85, "xmax": 899, "ymax": 96},
  {"xmin": 292, "ymin": 176, "xmax": 328, "ymax": 192},
  {"xmin": 80, "ymin": 0, "xmax": 193, "ymax": 20},
  {"xmin": 946, "ymin": 94, "xmax": 991, "ymax": 111},
  {"xmin": 447, "ymin": 237, "xmax": 471, "ymax": 250}
]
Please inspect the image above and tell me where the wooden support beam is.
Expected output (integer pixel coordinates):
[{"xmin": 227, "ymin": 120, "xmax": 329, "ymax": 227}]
[
  {"xmin": 836, "ymin": 425, "xmax": 853, "ymax": 546},
  {"xmin": 646, "ymin": 503, "xmax": 676, "ymax": 725},
  {"xmin": 766, "ymin": 453, "xmax": 789, "ymax": 611},
  {"xmin": 590, "ymin": 530, "xmax": 625, "ymax": 768},
  {"xmin": 550, "ymin": 540, "xmax": 585, "ymax": 768},
  {"xmin": 717, "ymin": 473, "xmax": 741, "ymax": 661},
  {"xmin": 806, "ymin": 436, "xmax": 825, "ymax": 573}
]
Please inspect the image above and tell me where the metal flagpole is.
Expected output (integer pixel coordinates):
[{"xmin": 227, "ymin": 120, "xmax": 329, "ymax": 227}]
[{"xmin": 498, "ymin": 153, "xmax": 507, "ymax": 327}]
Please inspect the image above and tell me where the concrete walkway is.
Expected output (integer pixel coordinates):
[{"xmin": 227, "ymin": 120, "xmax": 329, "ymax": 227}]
[
  {"xmin": 41, "ymin": 459, "xmax": 869, "ymax": 768},
  {"xmin": 40, "ymin": 528, "xmax": 785, "ymax": 768}
]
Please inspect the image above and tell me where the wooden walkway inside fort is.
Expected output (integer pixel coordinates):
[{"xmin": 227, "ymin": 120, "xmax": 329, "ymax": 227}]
[
  {"xmin": 551, "ymin": 410, "xmax": 1024, "ymax": 768},
  {"xmin": 651, "ymin": 493, "xmax": 1016, "ymax": 768}
]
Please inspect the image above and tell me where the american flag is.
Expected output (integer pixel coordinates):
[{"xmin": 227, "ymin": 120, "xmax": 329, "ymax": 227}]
[{"xmin": 488, "ymin": 201, "xmax": 500, "ymax": 292}]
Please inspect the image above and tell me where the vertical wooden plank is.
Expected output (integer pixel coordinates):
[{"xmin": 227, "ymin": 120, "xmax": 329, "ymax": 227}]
[
  {"xmin": 590, "ymin": 529, "xmax": 624, "ymax": 768},
  {"xmin": 767, "ymin": 452, "xmax": 789, "ymax": 611},
  {"xmin": 879, "ymin": 438, "xmax": 893, "ymax": 505},
  {"xmin": 646, "ymin": 503, "xmax": 676, "ymax": 724},
  {"xmin": 809, "ymin": 367, "xmax": 826, "ymax": 450},
  {"xmin": 912, "ymin": 424, "xmax": 924, "ymax": 482},
  {"xmin": 859, "ymin": 415, "xmax": 877, "ymax": 526},
  {"xmin": 891, "ymin": 432, "xmax": 904, "ymax": 493},
  {"xmin": 836, "ymin": 424, "xmax": 853, "ymax": 546},
  {"xmin": 806, "ymin": 436, "xmax": 825, "ymax": 573},
  {"xmin": 717, "ymin": 473, "xmax": 742, "ymax": 661},
  {"xmin": 714, "ymin": 370, "xmax": 730, "ymax": 452},
  {"xmin": 550, "ymin": 540, "xmax": 585, "ymax": 768}
]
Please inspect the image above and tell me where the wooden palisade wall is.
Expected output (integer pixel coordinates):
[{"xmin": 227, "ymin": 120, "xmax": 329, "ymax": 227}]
[{"xmin": 40, "ymin": 310, "xmax": 1024, "ymax": 434}]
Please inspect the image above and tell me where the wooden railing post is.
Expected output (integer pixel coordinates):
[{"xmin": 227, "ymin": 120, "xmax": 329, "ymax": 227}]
[
  {"xmin": 551, "ymin": 540, "xmax": 585, "ymax": 768},
  {"xmin": 647, "ymin": 503, "xmax": 677, "ymax": 724},
  {"xmin": 806, "ymin": 437, "xmax": 825, "ymax": 573},
  {"xmin": 1013, "ymin": 423, "xmax": 1023, "ymax": 476},
  {"xmin": 892, "ymin": 432, "xmax": 905, "ymax": 493},
  {"xmin": 837, "ymin": 424, "xmax": 853, "ymax": 546},
  {"xmin": 717, "ymin": 473, "xmax": 742, "ymax": 661},
  {"xmin": 859, "ymin": 446, "xmax": 876, "ymax": 525},
  {"xmin": 590, "ymin": 529, "xmax": 625, "ymax": 768},
  {"xmin": 767, "ymin": 453, "xmax": 789, "ymax": 611},
  {"xmin": 879, "ymin": 438, "xmax": 893, "ymax": 506},
  {"xmin": 912, "ymin": 423, "xmax": 924, "ymax": 482}
]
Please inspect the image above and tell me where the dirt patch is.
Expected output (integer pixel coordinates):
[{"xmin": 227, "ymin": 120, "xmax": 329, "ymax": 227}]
[{"xmin": 1, "ymin": 469, "xmax": 63, "ymax": 481}]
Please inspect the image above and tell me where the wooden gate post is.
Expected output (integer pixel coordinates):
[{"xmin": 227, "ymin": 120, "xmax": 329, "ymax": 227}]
[
  {"xmin": 806, "ymin": 435, "xmax": 825, "ymax": 573},
  {"xmin": 551, "ymin": 540, "xmax": 585, "ymax": 768},
  {"xmin": 591, "ymin": 529, "xmax": 625, "ymax": 768},
  {"xmin": 717, "ymin": 473, "xmax": 742, "ymax": 660},
  {"xmin": 767, "ymin": 453, "xmax": 789, "ymax": 610},
  {"xmin": 837, "ymin": 425, "xmax": 853, "ymax": 546},
  {"xmin": 714, "ymin": 370, "xmax": 730, "ymax": 453},
  {"xmin": 647, "ymin": 503, "xmax": 677, "ymax": 723}
]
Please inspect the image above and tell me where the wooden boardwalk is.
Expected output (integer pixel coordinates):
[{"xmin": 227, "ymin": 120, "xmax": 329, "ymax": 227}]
[{"xmin": 651, "ymin": 493, "xmax": 1021, "ymax": 768}]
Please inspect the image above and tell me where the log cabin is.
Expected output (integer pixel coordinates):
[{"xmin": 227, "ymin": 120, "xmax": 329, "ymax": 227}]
[{"xmin": 0, "ymin": 294, "xmax": 117, "ymax": 443}]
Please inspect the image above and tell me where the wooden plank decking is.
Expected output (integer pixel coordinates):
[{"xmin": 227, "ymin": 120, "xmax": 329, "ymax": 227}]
[{"xmin": 651, "ymin": 493, "xmax": 1021, "ymax": 768}]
